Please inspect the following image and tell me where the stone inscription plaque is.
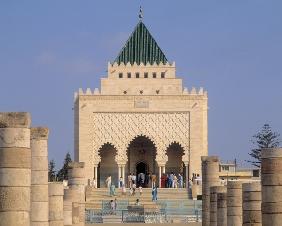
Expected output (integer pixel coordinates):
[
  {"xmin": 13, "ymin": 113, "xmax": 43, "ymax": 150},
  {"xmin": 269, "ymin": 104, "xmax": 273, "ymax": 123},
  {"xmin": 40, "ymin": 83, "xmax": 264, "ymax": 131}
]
[{"xmin": 134, "ymin": 100, "xmax": 149, "ymax": 108}]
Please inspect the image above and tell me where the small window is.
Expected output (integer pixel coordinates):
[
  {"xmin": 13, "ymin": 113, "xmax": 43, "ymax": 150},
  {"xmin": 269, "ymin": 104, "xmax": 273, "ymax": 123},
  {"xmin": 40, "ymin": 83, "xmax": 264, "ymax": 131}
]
[
  {"xmin": 119, "ymin": 73, "xmax": 123, "ymax": 78},
  {"xmin": 127, "ymin": 73, "xmax": 131, "ymax": 78},
  {"xmin": 153, "ymin": 72, "xmax": 157, "ymax": 78},
  {"xmin": 156, "ymin": 90, "xmax": 160, "ymax": 94},
  {"xmin": 161, "ymin": 72, "xmax": 165, "ymax": 78},
  {"xmin": 123, "ymin": 91, "xmax": 127, "ymax": 94},
  {"xmin": 135, "ymin": 72, "xmax": 140, "ymax": 78},
  {"xmin": 139, "ymin": 90, "xmax": 143, "ymax": 94},
  {"xmin": 144, "ymin": 72, "xmax": 148, "ymax": 78}
]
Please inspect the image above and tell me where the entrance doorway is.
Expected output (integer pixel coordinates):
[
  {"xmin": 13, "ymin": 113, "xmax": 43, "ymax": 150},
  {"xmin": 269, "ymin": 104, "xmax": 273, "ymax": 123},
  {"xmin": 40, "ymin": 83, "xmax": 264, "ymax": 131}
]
[
  {"xmin": 136, "ymin": 161, "xmax": 147, "ymax": 175},
  {"xmin": 136, "ymin": 161, "xmax": 148, "ymax": 187}
]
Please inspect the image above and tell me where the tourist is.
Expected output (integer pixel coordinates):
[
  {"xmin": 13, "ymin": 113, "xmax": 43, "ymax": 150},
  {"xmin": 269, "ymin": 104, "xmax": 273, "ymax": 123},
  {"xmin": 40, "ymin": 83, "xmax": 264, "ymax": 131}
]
[
  {"xmin": 121, "ymin": 184, "xmax": 126, "ymax": 196},
  {"xmin": 128, "ymin": 173, "xmax": 132, "ymax": 188},
  {"xmin": 152, "ymin": 186, "xmax": 158, "ymax": 201},
  {"xmin": 110, "ymin": 184, "xmax": 116, "ymax": 196},
  {"xmin": 105, "ymin": 175, "xmax": 111, "ymax": 188},
  {"xmin": 165, "ymin": 174, "xmax": 169, "ymax": 188},
  {"xmin": 132, "ymin": 183, "xmax": 136, "ymax": 196},
  {"xmin": 145, "ymin": 173, "xmax": 150, "ymax": 188},
  {"xmin": 119, "ymin": 177, "xmax": 123, "ymax": 188},
  {"xmin": 189, "ymin": 179, "xmax": 193, "ymax": 189},
  {"xmin": 91, "ymin": 178, "xmax": 97, "ymax": 188},
  {"xmin": 135, "ymin": 198, "xmax": 140, "ymax": 206},
  {"xmin": 110, "ymin": 200, "xmax": 115, "ymax": 214},
  {"xmin": 114, "ymin": 198, "xmax": 117, "ymax": 212},
  {"xmin": 161, "ymin": 173, "xmax": 166, "ymax": 188},
  {"xmin": 132, "ymin": 173, "xmax": 136, "ymax": 185},
  {"xmin": 178, "ymin": 174, "xmax": 183, "ymax": 188},
  {"xmin": 169, "ymin": 172, "xmax": 174, "ymax": 188},
  {"xmin": 151, "ymin": 173, "xmax": 157, "ymax": 188},
  {"xmin": 139, "ymin": 172, "xmax": 145, "ymax": 187},
  {"xmin": 139, "ymin": 186, "xmax": 143, "ymax": 196},
  {"xmin": 129, "ymin": 187, "xmax": 133, "ymax": 196},
  {"xmin": 173, "ymin": 174, "xmax": 178, "ymax": 188}
]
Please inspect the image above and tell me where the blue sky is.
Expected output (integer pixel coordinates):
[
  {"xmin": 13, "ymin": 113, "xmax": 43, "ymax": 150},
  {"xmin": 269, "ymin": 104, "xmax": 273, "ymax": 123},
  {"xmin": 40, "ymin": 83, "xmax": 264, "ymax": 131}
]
[{"xmin": 1, "ymin": 1, "xmax": 282, "ymax": 169}]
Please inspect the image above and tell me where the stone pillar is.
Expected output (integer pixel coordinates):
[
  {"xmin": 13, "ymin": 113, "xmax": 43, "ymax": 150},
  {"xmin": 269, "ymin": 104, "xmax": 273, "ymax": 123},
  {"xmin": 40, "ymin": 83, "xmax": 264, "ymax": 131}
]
[
  {"xmin": 201, "ymin": 156, "xmax": 220, "ymax": 226},
  {"xmin": 64, "ymin": 162, "xmax": 85, "ymax": 226},
  {"xmin": 162, "ymin": 166, "xmax": 165, "ymax": 174},
  {"xmin": 31, "ymin": 127, "xmax": 49, "ymax": 226},
  {"xmin": 217, "ymin": 192, "xmax": 227, "ymax": 226},
  {"xmin": 159, "ymin": 166, "xmax": 162, "ymax": 188},
  {"xmin": 0, "ymin": 112, "xmax": 31, "ymax": 226},
  {"xmin": 227, "ymin": 181, "xmax": 242, "ymax": 226},
  {"xmin": 210, "ymin": 186, "xmax": 226, "ymax": 226},
  {"xmin": 49, "ymin": 182, "xmax": 64, "ymax": 226},
  {"xmin": 184, "ymin": 162, "xmax": 189, "ymax": 189},
  {"xmin": 242, "ymin": 182, "xmax": 262, "ymax": 226},
  {"xmin": 118, "ymin": 165, "xmax": 121, "ymax": 188},
  {"xmin": 93, "ymin": 165, "xmax": 98, "ymax": 188},
  {"xmin": 122, "ymin": 165, "xmax": 125, "ymax": 186},
  {"xmin": 261, "ymin": 148, "xmax": 282, "ymax": 226}
]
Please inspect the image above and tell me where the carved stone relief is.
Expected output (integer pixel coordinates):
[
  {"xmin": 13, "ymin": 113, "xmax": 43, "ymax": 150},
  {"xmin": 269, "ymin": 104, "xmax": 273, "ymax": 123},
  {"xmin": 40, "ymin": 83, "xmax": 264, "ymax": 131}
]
[{"xmin": 90, "ymin": 112, "xmax": 190, "ymax": 165}]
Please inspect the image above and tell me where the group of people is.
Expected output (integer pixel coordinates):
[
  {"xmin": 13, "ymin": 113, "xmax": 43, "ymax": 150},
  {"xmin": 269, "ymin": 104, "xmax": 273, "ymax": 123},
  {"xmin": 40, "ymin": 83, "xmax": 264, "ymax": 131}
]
[
  {"xmin": 127, "ymin": 172, "xmax": 157, "ymax": 188},
  {"xmin": 105, "ymin": 173, "xmax": 158, "ymax": 201},
  {"xmin": 160, "ymin": 172, "xmax": 184, "ymax": 188}
]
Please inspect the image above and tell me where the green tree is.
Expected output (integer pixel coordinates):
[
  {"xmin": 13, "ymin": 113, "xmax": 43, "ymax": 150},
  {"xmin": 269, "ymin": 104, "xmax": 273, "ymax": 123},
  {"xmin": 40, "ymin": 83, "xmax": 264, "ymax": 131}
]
[
  {"xmin": 57, "ymin": 152, "xmax": 72, "ymax": 181},
  {"xmin": 48, "ymin": 159, "xmax": 56, "ymax": 182},
  {"xmin": 248, "ymin": 124, "xmax": 280, "ymax": 167}
]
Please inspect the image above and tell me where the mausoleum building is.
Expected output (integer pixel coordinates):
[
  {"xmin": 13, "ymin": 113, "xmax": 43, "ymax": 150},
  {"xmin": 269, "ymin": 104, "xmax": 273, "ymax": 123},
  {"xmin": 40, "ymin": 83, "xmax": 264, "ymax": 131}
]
[{"xmin": 74, "ymin": 20, "xmax": 208, "ymax": 188}]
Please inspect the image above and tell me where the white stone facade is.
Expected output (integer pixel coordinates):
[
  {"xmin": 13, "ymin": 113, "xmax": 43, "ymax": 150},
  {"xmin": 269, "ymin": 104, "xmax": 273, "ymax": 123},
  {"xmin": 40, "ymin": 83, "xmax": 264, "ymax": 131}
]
[{"xmin": 74, "ymin": 62, "xmax": 208, "ymax": 185}]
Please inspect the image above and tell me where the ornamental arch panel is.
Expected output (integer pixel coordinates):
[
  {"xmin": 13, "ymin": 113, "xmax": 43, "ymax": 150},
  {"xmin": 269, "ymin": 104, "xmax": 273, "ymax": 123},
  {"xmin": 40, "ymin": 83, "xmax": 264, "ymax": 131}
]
[{"xmin": 97, "ymin": 143, "xmax": 118, "ymax": 188}]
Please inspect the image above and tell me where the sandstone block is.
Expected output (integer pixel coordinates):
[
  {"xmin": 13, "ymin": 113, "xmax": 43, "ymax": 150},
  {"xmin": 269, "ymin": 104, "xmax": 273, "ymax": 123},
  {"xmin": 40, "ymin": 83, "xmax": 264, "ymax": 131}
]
[
  {"xmin": 0, "ymin": 128, "xmax": 30, "ymax": 148},
  {"xmin": 30, "ymin": 127, "xmax": 49, "ymax": 140},
  {"xmin": 31, "ymin": 170, "xmax": 48, "ymax": 185},
  {"xmin": 0, "ymin": 187, "xmax": 30, "ymax": 211},
  {"xmin": 0, "ymin": 168, "xmax": 30, "ymax": 186},
  {"xmin": 0, "ymin": 211, "xmax": 29, "ymax": 226},
  {"xmin": 31, "ymin": 201, "xmax": 48, "ymax": 221},
  {"xmin": 0, "ymin": 148, "xmax": 31, "ymax": 168},
  {"xmin": 0, "ymin": 112, "xmax": 31, "ymax": 128}
]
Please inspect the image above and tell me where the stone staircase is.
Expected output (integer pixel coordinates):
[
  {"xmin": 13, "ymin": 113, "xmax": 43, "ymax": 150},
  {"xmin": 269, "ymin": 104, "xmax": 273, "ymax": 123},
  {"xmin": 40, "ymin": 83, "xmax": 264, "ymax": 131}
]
[
  {"xmin": 85, "ymin": 187, "xmax": 201, "ymax": 223},
  {"xmin": 85, "ymin": 187, "xmax": 190, "ymax": 209}
]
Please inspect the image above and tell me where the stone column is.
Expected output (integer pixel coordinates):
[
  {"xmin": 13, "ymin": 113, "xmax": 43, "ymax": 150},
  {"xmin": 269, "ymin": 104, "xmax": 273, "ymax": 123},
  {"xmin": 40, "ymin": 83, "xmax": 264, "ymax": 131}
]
[
  {"xmin": 184, "ymin": 162, "xmax": 189, "ymax": 189},
  {"xmin": 0, "ymin": 112, "xmax": 31, "ymax": 226},
  {"xmin": 122, "ymin": 165, "xmax": 125, "ymax": 187},
  {"xmin": 31, "ymin": 127, "xmax": 49, "ymax": 226},
  {"xmin": 217, "ymin": 192, "xmax": 227, "ymax": 226},
  {"xmin": 242, "ymin": 182, "xmax": 262, "ymax": 226},
  {"xmin": 201, "ymin": 156, "xmax": 220, "ymax": 226},
  {"xmin": 64, "ymin": 162, "xmax": 85, "ymax": 226},
  {"xmin": 159, "ymin": 166, "xmax": 162, "ymax": 188},
  {"xmin": 93, "ymin": 165, "xmax": 98, "ymax": 188},
  {"xmin": 118, "ymin": 165, "xmax": 122, "ymax": 188},
  {"xmin": 261, "ymin": 148, "xmax": 282, "ymax": 226},
  {"xmin": 49, "ymin": 182, "xmax": 64, "ymax": 226},
  {"xmin": 210, "ymin": 186, "xmax": 226, "ymax": 226},
  {"xmin": 227, "ymin": 181, "xmax": 242, "ymax": 226},
  {"xmin": 162, "ymin": 166, "xmax": 165, "ymax": 174}
]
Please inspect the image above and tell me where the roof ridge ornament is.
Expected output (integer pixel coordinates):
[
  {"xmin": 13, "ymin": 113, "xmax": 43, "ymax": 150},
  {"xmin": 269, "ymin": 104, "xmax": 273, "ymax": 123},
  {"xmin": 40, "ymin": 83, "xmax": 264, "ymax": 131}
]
[{"xmin": 139, "ymin": 6, "xmax": 143, "ymax": 21}]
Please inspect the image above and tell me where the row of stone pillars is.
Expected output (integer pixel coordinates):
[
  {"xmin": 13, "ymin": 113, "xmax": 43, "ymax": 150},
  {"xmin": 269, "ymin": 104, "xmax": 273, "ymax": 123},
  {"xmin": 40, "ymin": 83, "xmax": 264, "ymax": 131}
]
[
  {"xmin": 201, "ymin": 148, "xmax": 282, "ymax": 226},
  {"xmin": 0, "ymin": 112, "xmax": 86, "ymax": 226}
]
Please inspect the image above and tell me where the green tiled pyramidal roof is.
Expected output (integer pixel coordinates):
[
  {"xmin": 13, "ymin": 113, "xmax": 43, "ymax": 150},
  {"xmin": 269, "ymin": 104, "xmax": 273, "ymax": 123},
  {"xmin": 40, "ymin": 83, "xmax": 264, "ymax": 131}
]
[{"xmin": 114, "ymin": 21, "xmax": 168, "ymax": 65}]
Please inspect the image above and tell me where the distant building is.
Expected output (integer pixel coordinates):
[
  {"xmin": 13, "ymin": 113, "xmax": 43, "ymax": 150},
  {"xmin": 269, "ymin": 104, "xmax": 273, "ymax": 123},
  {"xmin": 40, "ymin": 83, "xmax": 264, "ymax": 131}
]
[
  {"xmin": 219, "ymin": 161, "xmax": 260, "ymax": 181},
  {"xmin": 74, "ymin": 19, "xmax": 208, "ymax": 187}
]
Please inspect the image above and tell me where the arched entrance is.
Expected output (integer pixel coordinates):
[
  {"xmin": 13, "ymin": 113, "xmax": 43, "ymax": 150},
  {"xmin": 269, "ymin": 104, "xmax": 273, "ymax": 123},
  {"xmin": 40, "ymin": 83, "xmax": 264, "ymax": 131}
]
[
  {"xmin": 126, "ymin": 136, "xmax": 157, "ymax": 187},
  {"xmin": 97, "ymin": 143, "xmax": 118, "ymax": 188},
  {"xmin": 165, "ymin": 142, "xmax": 185, "ymax": 187}
]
